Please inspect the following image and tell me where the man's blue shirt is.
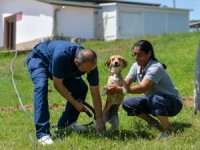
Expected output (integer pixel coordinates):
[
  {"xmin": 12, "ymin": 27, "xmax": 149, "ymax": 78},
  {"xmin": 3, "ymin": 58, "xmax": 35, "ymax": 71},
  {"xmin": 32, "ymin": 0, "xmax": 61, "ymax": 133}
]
[{"xmin": 29, "ymin": 40, "xmax": 99, "ymax": 86}]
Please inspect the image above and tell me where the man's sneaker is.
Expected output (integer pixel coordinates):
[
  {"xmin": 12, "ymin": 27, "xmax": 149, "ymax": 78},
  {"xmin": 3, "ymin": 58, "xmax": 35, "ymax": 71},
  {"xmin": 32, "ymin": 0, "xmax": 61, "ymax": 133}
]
[
  {"xmin": 160, "ymin": 132, "xmax": 170, "ymax": 139},
  {"xmin": 38, "ymin": 135, "xmax": 54, "ymax": 145},
  {"xmin": 67, "ymin": 122, "xmax": 86, "ymax": 132},
  {"xmin": 54, "ymin": 122, "xmax": 86, "ymax": 136}
]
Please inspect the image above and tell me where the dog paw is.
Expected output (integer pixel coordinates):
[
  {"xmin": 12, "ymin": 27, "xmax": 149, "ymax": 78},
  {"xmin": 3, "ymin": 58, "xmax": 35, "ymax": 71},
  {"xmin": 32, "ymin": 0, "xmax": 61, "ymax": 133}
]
[{"xmin": 101, "ymin": 86, "xmax": 107, "ymax": 96}]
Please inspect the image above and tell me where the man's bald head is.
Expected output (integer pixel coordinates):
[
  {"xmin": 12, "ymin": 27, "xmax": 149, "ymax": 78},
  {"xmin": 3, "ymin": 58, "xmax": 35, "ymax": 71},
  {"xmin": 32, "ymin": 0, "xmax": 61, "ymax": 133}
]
[{"xmin": 75, "ymin": 49, "xmax": 97, "ymax": 66}]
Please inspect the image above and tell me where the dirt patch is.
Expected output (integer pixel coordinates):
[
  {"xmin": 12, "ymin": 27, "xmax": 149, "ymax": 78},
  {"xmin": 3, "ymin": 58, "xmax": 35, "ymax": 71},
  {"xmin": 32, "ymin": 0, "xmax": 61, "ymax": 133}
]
[
  {"xmin": 183, "ymin": 97, "xmax": 194, "ymax": 107},
  {"xmin": 0, "ymin": 97, "xmax": 194, "ymax": 112},
  {"xmin": 0, "ymin": 103, "xmax": 65, "ymax": 112}
]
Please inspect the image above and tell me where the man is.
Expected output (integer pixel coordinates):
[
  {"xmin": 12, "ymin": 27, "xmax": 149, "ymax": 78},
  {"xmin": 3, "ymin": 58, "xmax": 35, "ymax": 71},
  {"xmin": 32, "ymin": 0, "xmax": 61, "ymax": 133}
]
[{"xmin": 25, "ymin": 40, "xmax": 105, "ymax": 145}]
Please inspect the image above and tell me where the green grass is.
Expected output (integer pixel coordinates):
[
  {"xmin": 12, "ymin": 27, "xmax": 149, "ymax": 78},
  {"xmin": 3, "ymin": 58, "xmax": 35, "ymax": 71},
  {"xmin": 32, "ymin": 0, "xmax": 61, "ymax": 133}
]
[{"xmin": 0, "ymin": 31, "xmax": 200, "ymax": 149}]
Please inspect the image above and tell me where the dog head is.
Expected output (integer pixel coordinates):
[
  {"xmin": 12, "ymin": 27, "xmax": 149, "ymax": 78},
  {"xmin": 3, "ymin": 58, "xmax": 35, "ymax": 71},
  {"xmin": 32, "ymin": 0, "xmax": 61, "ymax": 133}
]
[{"xmin": 105, "ymin": 55, "xmax": 128, "ymax": 73}]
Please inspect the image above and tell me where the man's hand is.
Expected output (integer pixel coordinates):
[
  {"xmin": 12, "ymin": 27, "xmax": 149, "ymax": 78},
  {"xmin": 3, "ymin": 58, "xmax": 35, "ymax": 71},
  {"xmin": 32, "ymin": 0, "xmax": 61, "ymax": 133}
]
[
  {"xmin": 96, "ymin": 119, "xmax": 106, "ymax": 136},
  {"xmin": 90, "ymin": 85, "xmax": 106, "ymax": 135},
  {"xmin": 74, "ymin": 101, "xmax": 87, "ymax": 112},
  {"xmin": 53, "ymin": 76, "xmax": 86, "ymax": 112}
]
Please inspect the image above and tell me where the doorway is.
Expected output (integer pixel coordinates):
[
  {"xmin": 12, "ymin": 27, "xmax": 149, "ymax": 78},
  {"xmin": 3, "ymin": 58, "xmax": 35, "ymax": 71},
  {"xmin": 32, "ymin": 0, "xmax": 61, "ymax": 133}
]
[{"xmin": 4, "ymin": 15, "xmax": 16, "ymax": 50}]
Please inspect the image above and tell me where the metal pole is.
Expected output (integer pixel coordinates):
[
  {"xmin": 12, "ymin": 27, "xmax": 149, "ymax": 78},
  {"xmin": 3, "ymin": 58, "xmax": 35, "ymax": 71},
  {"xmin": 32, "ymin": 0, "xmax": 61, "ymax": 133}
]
[
  {"xmin": 173, "ymin": 0, "xmax": 176, "ymax": 8},
  {"xmin": 194, "ymin": 37, "xmax": 200, "ymax": 114}
]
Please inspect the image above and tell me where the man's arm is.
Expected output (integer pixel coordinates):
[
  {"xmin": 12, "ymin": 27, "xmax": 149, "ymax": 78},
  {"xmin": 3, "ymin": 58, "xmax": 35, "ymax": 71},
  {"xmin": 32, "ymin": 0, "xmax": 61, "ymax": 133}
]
[
  {"xmin": 90, "ymin": 85, "xmax": 105, "ymax": 135},
  {"xmin": 53, "ymin": 76, "xmax": 85, "ymax": 112}
]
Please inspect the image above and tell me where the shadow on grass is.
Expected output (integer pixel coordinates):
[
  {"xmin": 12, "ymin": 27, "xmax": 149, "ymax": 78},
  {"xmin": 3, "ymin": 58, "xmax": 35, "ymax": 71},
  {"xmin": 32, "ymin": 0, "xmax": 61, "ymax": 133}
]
[
  {"xmin": 133, "ymin": 120, "xmax": 193, "ymax": 134},
  {"xmin": 52, "ymin": 121, "xmax": 192, "ymax": 142},
  {"xmin": 52, "ymin": 126, "xmax": 156, "ymax": 141},
  {"xmin": 170, "ymin": 122, "xmax": 192, "ymax": 134},
  {"xmin": 102, "ymin": 129, "xmax": 156, "ymax": 140}
]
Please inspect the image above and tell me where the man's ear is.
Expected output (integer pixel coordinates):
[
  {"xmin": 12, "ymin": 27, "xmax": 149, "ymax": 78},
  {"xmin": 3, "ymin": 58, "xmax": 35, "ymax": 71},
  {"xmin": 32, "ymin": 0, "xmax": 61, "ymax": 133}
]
[
  {"xmin": 74, "ymin": 58, "xmax": 79, "ymax": 66},
  {"xmin": 105, "ymin": 58, "xmax": 111, "ymax": 67},
  {"xmin": 122, "ymin": 58, "xmax": 128, "ymax": 68}
]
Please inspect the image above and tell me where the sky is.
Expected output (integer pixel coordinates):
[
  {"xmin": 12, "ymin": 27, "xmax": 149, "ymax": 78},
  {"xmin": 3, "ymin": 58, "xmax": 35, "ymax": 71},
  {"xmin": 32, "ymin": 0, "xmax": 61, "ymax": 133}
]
[{"xmin": 126, "ymin": 0, "xmax": 200, "ymax": 20}]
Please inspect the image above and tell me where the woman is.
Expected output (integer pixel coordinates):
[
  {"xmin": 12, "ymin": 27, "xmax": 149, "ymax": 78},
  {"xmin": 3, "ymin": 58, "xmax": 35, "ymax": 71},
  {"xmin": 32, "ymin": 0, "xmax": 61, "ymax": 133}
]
[{"xmin": 107, "ymin": 40, "xmax": 182, "ymax": 138}]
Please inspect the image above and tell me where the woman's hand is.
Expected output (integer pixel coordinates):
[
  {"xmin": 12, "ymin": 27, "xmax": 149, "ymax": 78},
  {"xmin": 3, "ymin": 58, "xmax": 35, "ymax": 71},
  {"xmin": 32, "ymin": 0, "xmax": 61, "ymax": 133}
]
[{"xmin": 107, "ymin": 84, "xmax": 122, "ymax": 94}]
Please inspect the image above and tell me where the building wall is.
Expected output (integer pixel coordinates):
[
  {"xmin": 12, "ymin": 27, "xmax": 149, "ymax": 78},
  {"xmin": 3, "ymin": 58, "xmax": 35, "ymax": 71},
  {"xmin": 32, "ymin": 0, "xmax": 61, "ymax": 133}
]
[
  {"xmin": 144, "ymin": 11, "xmax": 166, "ymax": 35},
  {"xmin": 0, "ymin": 0, "xmax": 53, "ymax": 49},
  {"xmin": 117, "ymin": 4, "xmax": 144, "ymax": 39},
  {"xmin": 0, "ymin": 1, "xmax": 190, "ymax": 45},
  {"xmin": 56, "ymin": 6, "xmax": 94, "ymax": 39},
  {"xmin": 167, "ymin": 12, "xmax": 189, "ymax": 32},
  {"xmin": 0, "ymin": 8, "xmax": 3, "ymax": 48},
  {"xmin": 144, "ymin": 9, "xmax": 189, "ymax": 35},
  {"xmin": 118, "ymin": 11, "xmax": 144, "ymax": 38},
  {"xmin": 104, "ymin": 3, "xmax": 189, "ymax": 40},
  {"xmin": 94, "ymin": 9, "xmax": 104, "ymax": 39}
]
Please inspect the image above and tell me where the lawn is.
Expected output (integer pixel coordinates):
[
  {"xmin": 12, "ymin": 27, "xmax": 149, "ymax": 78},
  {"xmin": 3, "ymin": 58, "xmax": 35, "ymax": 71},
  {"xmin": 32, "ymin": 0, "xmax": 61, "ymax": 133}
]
[{"xmin": 0, "ymin": 31, "xmax": 200, "ymax": 149}]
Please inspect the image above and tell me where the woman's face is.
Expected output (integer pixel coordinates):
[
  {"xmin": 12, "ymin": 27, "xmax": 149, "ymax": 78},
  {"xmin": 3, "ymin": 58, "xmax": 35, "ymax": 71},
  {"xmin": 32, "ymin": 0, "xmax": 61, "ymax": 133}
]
[{"xmin": 133, "ymin": 46, "xmax": 151, "ymax": 68}]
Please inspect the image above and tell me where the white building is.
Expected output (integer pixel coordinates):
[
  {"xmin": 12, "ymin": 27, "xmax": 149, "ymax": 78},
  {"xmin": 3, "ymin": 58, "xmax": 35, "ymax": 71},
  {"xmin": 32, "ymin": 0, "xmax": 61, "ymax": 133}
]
[
  {"xmin": 99, "ymin": 2, "xmax": 190, "ymax": 40},
  {"xmin": 0, "ymin": 0, "xmax": 190, "ymax": 50}
]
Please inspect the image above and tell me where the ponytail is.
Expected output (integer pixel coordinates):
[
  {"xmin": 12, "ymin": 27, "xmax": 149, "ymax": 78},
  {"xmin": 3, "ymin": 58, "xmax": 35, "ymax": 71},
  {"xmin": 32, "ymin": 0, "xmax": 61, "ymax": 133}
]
[{"xmin": 152, "ymin": 57, "xmax": 167, "ymax": 69}]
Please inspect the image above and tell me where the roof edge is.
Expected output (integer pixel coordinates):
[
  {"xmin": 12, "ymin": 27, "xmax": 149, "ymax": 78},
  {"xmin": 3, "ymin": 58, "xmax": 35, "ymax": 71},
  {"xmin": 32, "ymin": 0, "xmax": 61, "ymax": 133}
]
[{"xmin": 37, "ymin": 0, "xmax": 101, "ymax": 8}]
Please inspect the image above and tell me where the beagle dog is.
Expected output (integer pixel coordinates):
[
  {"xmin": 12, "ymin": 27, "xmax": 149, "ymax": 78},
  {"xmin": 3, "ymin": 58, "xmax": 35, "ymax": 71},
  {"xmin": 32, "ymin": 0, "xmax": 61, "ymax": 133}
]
[{"xmin": 102, "ymin": 55, "xmax": 128, "ymax": 131}]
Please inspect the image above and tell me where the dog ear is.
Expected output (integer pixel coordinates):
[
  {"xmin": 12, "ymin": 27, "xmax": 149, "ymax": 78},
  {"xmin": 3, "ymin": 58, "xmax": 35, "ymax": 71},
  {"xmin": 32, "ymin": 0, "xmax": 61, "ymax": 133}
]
[
  {"xmin": 122, "ymin": 58, "xmax": 128, "ymax": 68},
  {"xmin": 105, "ymin": 58, "xmax": 111, "ymax": 67}
]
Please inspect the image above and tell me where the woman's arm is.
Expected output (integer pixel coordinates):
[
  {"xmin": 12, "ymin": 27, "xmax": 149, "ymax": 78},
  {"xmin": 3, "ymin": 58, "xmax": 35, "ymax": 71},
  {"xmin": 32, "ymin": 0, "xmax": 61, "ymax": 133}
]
[
  {"xmin": 107, "ymin": 77, "xmax": 153, "ymax": 94},
  {"xmin": 128, "ymin": 77, "xmax": 153, "ymax": 94}
]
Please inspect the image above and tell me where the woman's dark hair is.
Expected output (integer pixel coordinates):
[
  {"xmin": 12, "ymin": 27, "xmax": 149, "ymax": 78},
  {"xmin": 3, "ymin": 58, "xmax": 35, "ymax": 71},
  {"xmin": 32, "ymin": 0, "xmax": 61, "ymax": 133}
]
[{"xmin": 133, "ymin": 40, "xmax": 167, "ymax": 69}]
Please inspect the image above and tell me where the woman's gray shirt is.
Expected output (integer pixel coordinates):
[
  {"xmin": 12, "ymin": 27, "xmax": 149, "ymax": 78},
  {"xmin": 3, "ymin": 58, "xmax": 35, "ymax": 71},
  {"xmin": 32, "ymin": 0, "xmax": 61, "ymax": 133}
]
[{"xmin": 126, "ymin": 60, "xmax": 181, "ymax": 99}]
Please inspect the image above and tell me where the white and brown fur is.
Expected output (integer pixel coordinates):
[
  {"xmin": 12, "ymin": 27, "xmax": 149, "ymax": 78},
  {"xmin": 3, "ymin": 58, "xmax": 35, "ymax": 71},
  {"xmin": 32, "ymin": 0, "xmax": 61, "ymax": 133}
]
[{"xmin": 103, "ymin": 55, "xmax": 128, "ymax": 130}]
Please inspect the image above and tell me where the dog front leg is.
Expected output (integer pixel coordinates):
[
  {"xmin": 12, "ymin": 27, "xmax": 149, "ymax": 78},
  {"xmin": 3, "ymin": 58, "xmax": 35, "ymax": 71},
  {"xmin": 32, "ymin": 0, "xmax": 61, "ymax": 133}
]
[
  {"xmin": 108, "ymin": 104, "xmax": 120, "ymax": 131},
  {"xmin": 102, "ymin": 98, "xmax": 113, "ymax": 124}
]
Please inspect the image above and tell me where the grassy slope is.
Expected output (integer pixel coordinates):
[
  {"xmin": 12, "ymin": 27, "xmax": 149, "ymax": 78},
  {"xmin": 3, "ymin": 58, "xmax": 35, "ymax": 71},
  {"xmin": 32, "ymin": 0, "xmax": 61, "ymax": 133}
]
[{"xmin": 0, "ymin": 31, "xmax": 200, "ymax": 149}]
